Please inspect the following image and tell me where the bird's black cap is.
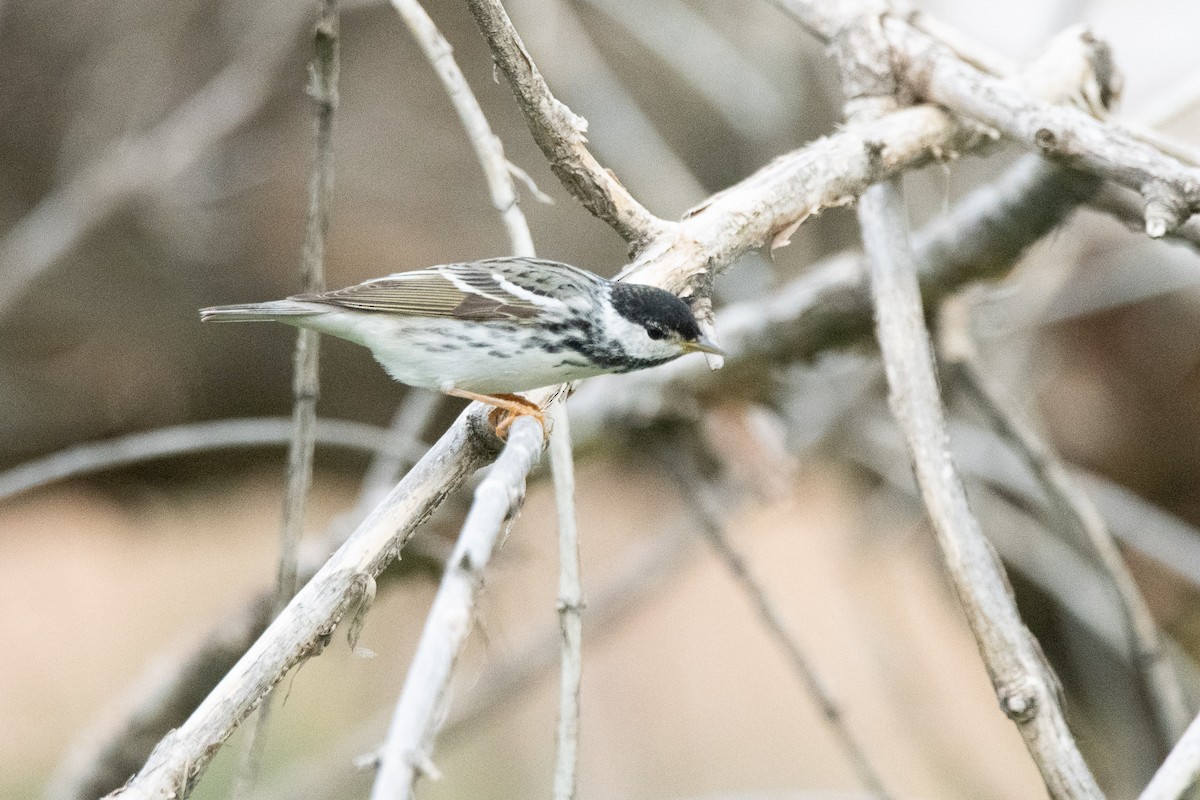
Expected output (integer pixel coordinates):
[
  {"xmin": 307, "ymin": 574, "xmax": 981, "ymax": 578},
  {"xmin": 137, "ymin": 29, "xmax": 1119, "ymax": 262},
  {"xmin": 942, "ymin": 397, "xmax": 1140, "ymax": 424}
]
[{"xmin": 609, "ymin": 282, "xmax": 702, "ymax": 341}]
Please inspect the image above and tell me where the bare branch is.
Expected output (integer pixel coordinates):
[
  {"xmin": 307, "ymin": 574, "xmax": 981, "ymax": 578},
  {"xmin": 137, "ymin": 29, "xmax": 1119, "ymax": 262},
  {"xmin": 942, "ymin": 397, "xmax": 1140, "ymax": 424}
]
[
  {"xmin": 877, "ymin": 18, "xmax": 1200, "ymax": 235},
  {"xmin": 548, "ymin": 401, "xmax": 582, "ymax": 800},
  {"xmin": 370, "ymin": 416, "xmax": 544, "ymax": 800},
  {"xmin": 571, "ymin": 156, "xmax": 1098, "ymax": 437},
  {"xmin": 668, "ymin": 454, "xmax": 894, "ymax": 800},
  {"xmin": 1140, "ymin": 712, "xmax": 1200, "ymax": 800},
  {"xmin": 233, "ymin": 5, "xmax": 340, "ymax": 794},
  {"xmin": 257, "ymin": 525, "xmax": 698, "ymax": 800},
  {"xmin": 857, "ymin": 177, "xmax": 1102, "ymax": 799},
  {"xmin": 463, "ymin": 0, "xmax": 669, "ymax": 248},
  {"xmin": 0, "ymin": 417, "xmax": 419, "ymax": 503},
  {"xmin": 105, "ymin": 409, "xmax": 503, "ymax": 799},
  {"xmin": 939, "ymin": 294, "xmax": 1191, "ymax": 747},
  {"xmin": 47, "ymin": 407, "xmax": 440, "ymax": 800},
  {"xmin": 391, "ymin": 0, "xmax": 535, "ymax": 257}
]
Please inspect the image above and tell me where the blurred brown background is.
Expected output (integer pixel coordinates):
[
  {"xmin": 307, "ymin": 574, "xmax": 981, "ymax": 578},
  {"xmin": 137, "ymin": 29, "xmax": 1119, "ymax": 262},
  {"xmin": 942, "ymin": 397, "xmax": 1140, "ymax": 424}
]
[{"xmin": 3, "ymin": 0, "xmax": 1200, "ymax": 798}]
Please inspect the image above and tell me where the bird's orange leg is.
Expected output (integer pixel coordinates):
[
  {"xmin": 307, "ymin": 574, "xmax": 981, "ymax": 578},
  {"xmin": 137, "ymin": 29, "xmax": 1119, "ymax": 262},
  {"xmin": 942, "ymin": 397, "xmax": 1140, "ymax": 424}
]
[{"xmin": 443, "ymin": 389, "xmax": 546, "ymax": 438}]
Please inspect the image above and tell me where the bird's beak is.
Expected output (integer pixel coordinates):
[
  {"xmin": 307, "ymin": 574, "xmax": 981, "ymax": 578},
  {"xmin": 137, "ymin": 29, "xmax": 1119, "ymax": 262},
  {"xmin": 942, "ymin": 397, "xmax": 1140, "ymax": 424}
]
[{"xmin": 685, "ymin": 336, "xmax": 726, "ymax": 356}]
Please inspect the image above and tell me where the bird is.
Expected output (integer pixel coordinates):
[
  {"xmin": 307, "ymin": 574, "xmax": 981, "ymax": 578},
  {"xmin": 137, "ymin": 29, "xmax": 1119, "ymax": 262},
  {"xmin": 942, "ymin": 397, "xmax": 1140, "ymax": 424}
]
[{"xmin": 200, "ymin": 256, "xmax": 722, "ymax": 433}]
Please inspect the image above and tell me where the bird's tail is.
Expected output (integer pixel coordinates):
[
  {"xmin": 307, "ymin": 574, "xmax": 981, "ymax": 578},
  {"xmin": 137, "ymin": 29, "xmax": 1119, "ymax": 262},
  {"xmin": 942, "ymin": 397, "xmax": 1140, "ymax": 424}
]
[{"xmin": 199, "ymin": 300, "xmax": 317, "ymax": 323}]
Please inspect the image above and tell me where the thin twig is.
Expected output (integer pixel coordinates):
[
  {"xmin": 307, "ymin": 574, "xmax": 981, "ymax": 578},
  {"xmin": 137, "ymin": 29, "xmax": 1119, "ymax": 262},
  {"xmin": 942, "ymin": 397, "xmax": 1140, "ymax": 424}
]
[
  {"xmin": 464, "ymin": 0, "xmax": 669, "ymax": 248},
  {"xmin": 857, "ymin": 176, "xmax": 1102, "ymax": 799},
  {"xmin": 370, "ymin": 416, "xmax": 544, "ymax": 800},
  {"xmin": 548, "ymin": 401, "xmax": 583, "ymax": 800},
  {"xmin": 232, "ymin": 5, "xmax": 339, "ymax": 795},
  {"xmin": 256, "ymin": 525, "xmax": 698, "ymax": 800},
  {"xmin": 939, "ymin": 294, "xmax": 1191, "ymax": 748},
  {"xmin": 46, "ymin": 408, "xmax": 440, "ymax": 800},
  {"xmin": 1140, "ymin": 712, "xmax": 1200, "ymax": 800},
  {"xmin": 666, "ymin": 451, "xmax": 894, "ymax": 800},
  {"xmin": 0, "ymin": 417, "xmax": 419, "ymax": 503},
  {"xmin": 391, "ymin": 0, "xmax": 535, "ymax": 258}
]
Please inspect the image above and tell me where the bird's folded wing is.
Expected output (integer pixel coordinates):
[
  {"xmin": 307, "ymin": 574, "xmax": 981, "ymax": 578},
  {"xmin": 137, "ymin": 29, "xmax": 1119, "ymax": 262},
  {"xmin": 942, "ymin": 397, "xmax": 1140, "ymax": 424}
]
[{"xmin": 292, "ymin": 263, "xmax": 543, "ymax": 321}]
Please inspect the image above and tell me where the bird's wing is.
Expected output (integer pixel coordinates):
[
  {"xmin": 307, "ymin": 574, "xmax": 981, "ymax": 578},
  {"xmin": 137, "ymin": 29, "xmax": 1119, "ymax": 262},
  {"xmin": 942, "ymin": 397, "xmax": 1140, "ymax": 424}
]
[{"xmin": 292, "ymin": 258, "xmax": 604, "ymax": 322}]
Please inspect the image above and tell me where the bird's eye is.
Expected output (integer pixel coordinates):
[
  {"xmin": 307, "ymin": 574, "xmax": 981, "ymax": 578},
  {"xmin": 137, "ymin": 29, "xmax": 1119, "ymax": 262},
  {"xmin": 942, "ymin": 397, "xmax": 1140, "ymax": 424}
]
[{"xmin": 646, "ymin": 325, "xmax": 666, "ymax": 340}]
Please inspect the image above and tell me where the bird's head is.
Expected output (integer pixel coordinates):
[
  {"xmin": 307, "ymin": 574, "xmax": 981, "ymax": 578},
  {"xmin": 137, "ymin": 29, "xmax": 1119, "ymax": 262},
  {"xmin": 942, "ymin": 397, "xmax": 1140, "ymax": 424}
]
[{"xmin": 605, "ymin": 282, "xmax": 723, "ymax": 364}]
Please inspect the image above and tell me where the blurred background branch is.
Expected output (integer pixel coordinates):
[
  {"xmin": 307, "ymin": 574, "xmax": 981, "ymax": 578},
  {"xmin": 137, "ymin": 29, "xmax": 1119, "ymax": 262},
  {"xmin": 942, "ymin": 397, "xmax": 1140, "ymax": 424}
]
[{"xmin": 5, "ymin": 0, "xmax": 1200, "ymax": 799}]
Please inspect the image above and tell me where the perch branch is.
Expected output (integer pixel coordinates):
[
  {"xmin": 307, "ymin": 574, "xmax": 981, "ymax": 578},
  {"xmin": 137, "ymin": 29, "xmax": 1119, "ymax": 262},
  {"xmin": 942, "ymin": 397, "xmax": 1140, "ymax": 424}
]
[
  {"xmin": 260, "ymin": 525, "xmax": 698, "ymax": 800},
  {"xmin": 857, "ymin": 176, "xmax": 1102, "ymax": 799},
  {"xmin": 370, "ymin": 416, "xmax": 544, "ymax": 800},
  {"xmin": 105, "ymin": 408, "xmax": 503, "ymax": 799},
  {"xmin": 47, "ymin": 406, "xmax": 440, "ymax": 800}
]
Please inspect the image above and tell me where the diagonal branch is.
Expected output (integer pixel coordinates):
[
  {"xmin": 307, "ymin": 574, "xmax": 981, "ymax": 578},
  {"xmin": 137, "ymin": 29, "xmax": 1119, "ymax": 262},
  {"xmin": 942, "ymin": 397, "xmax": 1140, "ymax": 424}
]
[
  {"xmin": 939, "ymin": 295, "xmax": 1191, "ymax": 749},
  {"xmin": 858, "ymin": 176, "xmax": 1103, "ymax": 799},
  {"xmin": 463, "ymin": 0, "xmax": 669, "ymax": 249},
  {"xmin": 369, "ymin": 416, "xmax": 544, "ymax": 800},
  {"xmin": 392, "ymin": 0, "xmax": 536, "ymax": 257},
  {"xmin": 105, "ymin": 409, "xmax": 503, "ymax": 799}
]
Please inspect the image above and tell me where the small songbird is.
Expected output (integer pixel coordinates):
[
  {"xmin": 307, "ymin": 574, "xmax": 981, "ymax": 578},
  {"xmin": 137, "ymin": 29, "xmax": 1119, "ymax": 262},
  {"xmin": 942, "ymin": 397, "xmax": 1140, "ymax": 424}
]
[{"xmin": 201, "ymin": 257, "xmax": 721, "ymax": 430}]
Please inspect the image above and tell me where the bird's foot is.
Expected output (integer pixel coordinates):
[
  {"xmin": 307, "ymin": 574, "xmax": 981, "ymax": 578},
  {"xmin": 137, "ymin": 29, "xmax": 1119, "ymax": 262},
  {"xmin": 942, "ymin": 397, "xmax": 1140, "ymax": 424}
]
[{"xmin": 444, "ymin": 389, "xmax": 547, "ymax": 439}]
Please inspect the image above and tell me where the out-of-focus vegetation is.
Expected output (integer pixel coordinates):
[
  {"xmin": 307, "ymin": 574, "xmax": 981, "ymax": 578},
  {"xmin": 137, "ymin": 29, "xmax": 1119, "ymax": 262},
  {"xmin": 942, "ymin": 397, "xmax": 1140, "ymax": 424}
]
[{"xmin": 4, "ymin": 1, "xmax": 1200, "ymax": 798}]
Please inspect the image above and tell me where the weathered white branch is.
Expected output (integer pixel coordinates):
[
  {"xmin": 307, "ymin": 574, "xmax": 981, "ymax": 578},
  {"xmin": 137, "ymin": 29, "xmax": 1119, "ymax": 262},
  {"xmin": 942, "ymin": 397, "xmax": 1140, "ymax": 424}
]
[
  {"xmin": 940, "ymin": 295, "xmax": 1191, "ymax": 747},
  {"xmin": 0, "ymin": 417, "xmax": 418, "ymax": 503},
  {"xmin": 106, "ymin": 410, "xmax": 502, "ymax": 799},
  {"xmin": 370, "ymin": 416, "xmax": 543, "ymax": 800},
  {"xmin": 548, "ymin": 401, "xmax": 583, "ymax": 800},
  {"xmin": 858, "ymin": 176, "xmax": 1102, "ymax": 799},
  {"xmin": 391, "ymin": 0, "xmax": 535, "ymax": 258},
  {"xmin": 464, "ymin": 0, "xmax": 669, "ymax": 248},
  {"xmin": 1140, "ymin": 711, "xmax": 1200, "ymax": 800}
]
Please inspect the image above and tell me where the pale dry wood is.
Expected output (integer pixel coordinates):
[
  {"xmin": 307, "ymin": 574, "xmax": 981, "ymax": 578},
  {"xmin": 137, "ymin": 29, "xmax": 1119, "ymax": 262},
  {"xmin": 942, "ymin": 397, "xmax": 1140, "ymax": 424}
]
[
  {"xmin": 548, "ymin": 401, "xmax": 583, "ymax": 800},
  {"xmin": 255, "ymin": 525, "xmax": 698, "ymax": 800},
  {"xmin": 47, "ymin": 405, "xmax": 441, "ymax": 800},
  {"xmin": 106, "ymin": 410, "xmax": 502, "ymax": 799},
  {"xmin": 1140, "ymin": 712, "xmax": 1200, "ymax": 800},
  {"xmin": 391, "ymin": 0, "xmax": 535, "ymax": 258},
  {"xmin": 233, "ymin": 6, "xmax": 340, "ymax": 795},
  {"xmin": 464, "ymin": 0, "xmax": 669, "ymax": 249},
  {"xmin": 940, "ymin": 295, "xmax": 1191, "ymax": 747},
  {"xmin": 570, "ymin": 156, "xmax": 1098, "ymax": 436},
  {"xmin": 369, "ymin": 416, "xmax": 543, "ymax": 800},
  {"xmin": 857, "ymin": 177, "xmax": 1102, "ymax": 800}
]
